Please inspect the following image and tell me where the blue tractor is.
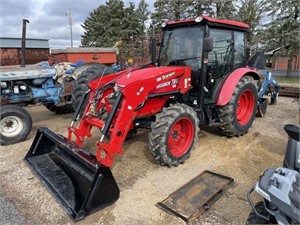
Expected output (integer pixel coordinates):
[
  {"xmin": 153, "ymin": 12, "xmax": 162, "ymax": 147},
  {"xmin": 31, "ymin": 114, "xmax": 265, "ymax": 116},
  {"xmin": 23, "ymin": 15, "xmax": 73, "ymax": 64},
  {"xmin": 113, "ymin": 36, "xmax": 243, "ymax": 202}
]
[
  {"xmin": 0, "ymin": 61, "xmax": 115, "ymax": 145},
  {"xmin": 257, "ymin": 71, "xmax": 280, "ymax": 117}
]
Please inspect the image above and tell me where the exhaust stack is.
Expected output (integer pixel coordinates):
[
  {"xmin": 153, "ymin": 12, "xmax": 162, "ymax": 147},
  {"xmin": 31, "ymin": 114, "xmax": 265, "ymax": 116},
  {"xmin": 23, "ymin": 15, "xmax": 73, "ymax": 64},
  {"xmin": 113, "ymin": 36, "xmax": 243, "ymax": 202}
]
[{"xmin": 21, "ymin": 19, "xmax": 29, "ymax": 67}]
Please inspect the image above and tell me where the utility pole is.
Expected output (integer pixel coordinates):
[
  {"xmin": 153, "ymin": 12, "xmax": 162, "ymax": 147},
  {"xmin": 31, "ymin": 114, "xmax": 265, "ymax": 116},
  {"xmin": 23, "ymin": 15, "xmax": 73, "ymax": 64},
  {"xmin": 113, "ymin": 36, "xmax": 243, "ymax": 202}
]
[{"xmin": 66, "ymin": 8, "xmax": 73, "ymax": 48}]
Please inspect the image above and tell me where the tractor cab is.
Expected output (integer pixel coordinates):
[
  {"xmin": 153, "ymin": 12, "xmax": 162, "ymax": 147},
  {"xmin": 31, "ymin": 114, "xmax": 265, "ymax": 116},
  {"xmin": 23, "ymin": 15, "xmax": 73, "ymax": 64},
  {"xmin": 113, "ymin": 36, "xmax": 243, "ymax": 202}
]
[{"xmin": 157, "ymin": 16, "xmax": 250, "ymax": 106}]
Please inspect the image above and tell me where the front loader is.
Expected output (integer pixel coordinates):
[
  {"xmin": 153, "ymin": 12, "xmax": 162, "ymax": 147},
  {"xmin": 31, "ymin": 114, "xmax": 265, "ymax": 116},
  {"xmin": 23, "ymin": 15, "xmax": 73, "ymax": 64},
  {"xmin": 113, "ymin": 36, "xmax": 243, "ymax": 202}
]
[{"xmin": 24, "ymin": 16, "xmax": 266, "ymax": 220}]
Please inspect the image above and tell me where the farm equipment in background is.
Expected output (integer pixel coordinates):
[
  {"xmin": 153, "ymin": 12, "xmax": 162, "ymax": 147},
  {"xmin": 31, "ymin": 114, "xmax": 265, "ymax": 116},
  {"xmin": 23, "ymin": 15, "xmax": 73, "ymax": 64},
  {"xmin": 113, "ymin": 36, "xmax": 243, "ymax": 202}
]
[
  {"xmin": 0, "ymin": 18, "xmax": 121, "ymax": 146},
  {"xmin": 246, "ymin": 124, "xmax": 300, "ymax": 224},
  {"xmin": 0, "ymin": 61, "xmax": 114, "ymax": 145},
  {"xmin": 256, "ymin": 71, "xmax": 280, "ymax": 117},
  {"xmin": 25, "ymin": 16, "xmax": 267, "ymax": 220},
  {"xmin": 258, "ymin": 71, "xmax": 280, "ymax": 105}
]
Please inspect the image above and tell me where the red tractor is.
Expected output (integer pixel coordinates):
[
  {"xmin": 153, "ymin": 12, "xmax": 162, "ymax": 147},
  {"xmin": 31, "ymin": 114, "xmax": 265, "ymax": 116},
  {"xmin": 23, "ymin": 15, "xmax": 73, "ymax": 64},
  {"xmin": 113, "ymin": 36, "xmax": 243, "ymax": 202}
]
[{"xmin": 25, "ymin": 16, "xmax": 265, "ymax": 221}]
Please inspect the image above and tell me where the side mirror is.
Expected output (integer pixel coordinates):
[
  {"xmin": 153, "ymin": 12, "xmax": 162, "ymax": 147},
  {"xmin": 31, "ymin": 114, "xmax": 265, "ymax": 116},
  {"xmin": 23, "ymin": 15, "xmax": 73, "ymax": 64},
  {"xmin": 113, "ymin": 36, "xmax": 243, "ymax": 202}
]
[{"xmin": 204, "ymin": 37, "xmax": 213, "ymax": 52}]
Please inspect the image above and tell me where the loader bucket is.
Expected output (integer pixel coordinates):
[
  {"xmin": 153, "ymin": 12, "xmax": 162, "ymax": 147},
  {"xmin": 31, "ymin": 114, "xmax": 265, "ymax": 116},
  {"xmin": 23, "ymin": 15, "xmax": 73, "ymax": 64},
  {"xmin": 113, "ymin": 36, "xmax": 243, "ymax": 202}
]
[
  {"xmin": 256, "ymin": 97, "xmax": 268, "ymax": 117},
  {"xmin": 24, "ymin": 127, "xmax": 119, "ymax": 221}
]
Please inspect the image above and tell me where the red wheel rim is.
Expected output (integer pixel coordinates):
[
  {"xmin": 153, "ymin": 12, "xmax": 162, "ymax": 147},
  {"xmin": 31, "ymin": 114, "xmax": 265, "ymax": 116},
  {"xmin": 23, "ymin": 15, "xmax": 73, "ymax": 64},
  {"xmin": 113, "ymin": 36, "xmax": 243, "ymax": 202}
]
[
  {"xmin": 236, "ymin": 89, "xmax": 255, "ymax": 126},
  {"xmin": 168, "ymin": 117, "xmax": 195, "ymax": 157}
]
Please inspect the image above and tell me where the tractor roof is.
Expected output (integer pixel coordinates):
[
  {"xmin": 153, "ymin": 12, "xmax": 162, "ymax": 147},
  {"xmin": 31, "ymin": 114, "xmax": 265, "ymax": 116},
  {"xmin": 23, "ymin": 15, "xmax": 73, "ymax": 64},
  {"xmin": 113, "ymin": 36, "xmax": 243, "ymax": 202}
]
[{"xmin": 163, "ymin": 16, "xmax": 250, "ymax": 30}]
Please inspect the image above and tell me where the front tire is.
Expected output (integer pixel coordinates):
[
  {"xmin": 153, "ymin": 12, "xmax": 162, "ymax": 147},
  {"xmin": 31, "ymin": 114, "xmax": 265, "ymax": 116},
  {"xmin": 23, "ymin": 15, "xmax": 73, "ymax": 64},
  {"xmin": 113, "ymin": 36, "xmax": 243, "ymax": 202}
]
[
  {"xmin": 0, "ymin": 105, "xmax": 32, "ymax": 145},
  {"xmin": 246, "ymin": 201, "xmax": 275, "ymax": 224},
  {"xmin": 148, "ymin": 104, "xmax": 199, "ymax": 167},
  {"xmin": 218, "ymin": 76, "xmax": 258, "ymax": 137}
]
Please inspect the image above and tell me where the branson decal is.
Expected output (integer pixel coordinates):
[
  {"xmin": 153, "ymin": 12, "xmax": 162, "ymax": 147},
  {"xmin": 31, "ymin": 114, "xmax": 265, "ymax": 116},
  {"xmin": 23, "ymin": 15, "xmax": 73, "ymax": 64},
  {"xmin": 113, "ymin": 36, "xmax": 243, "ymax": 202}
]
[{"xmin": 162, "ymin": 71, "xmax": 175, "ymax": 80}]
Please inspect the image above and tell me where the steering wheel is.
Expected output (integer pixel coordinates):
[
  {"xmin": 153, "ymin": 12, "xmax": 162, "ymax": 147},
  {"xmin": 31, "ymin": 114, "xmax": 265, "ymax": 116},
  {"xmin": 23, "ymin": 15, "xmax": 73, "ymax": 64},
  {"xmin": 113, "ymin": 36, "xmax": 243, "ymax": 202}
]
[{"xmin": 185, "ymin": 57, "xmax": 201, "ymax": 71}]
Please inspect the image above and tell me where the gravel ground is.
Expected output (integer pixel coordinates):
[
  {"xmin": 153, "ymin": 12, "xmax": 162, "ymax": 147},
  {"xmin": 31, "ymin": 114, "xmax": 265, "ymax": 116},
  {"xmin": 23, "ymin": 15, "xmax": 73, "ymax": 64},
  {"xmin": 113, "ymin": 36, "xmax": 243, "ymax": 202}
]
[
  {"xmin": 0, "ymin": 194, "xmax": 26, "ymax": 225},
  {"xmin": 0, "ymin": 96, "xmax": 299, "ymax": 225}
]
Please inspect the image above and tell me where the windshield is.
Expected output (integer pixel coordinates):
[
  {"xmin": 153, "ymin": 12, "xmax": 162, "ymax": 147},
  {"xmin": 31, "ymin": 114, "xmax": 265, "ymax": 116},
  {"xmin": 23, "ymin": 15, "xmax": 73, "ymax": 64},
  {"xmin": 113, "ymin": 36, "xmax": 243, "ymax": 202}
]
[{"xmin": 159, "ymin": 26, "xmax": 204, "ymax": 68}]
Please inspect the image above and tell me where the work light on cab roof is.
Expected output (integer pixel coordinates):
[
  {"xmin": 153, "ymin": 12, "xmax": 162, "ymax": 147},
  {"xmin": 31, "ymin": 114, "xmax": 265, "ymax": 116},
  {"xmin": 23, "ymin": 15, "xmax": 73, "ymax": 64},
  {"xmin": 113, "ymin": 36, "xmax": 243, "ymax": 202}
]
[
  {"xmin": 161, "ymin": 22, "xmax": 167, "ymax": 28},
  {"xmin": 194, "ymin": 16, "xmax": 203, "ymax": 22},
  {"xmin": 162, "ymin": 16, "xmax": 203, "ymax": 28}
]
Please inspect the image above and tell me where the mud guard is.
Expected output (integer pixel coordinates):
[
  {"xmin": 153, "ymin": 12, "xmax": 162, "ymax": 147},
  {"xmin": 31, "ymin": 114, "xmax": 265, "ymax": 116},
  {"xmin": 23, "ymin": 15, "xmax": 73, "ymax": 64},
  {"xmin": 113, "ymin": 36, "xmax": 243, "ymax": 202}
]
[
  {"xmin": 24, "ymin": 127, "xmax": 119, "ymax": 221},
  {"xmin": 216, "ymin": 68, "xmax": 260, "ymax": 106}
]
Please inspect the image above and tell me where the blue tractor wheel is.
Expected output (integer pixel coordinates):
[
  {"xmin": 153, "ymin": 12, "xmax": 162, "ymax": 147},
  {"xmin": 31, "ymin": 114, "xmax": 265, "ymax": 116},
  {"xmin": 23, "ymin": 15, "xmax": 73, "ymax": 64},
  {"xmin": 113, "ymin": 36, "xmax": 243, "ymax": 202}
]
[{"xmin": 0, "ymin": 105, "xmax": 32, "ymax": 145}]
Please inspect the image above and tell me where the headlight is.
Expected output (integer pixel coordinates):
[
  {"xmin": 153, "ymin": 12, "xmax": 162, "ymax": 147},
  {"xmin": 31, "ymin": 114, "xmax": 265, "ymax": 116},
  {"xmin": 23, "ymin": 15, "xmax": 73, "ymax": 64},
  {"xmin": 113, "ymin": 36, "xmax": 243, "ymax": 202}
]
[
  {"xmin": 254, "ymin": 183, "xmax": 271, "ymax": 202},
  {"xmin": 195, "ymin": 16, "xmax": 203, "ymax": 23},
  {"xmin": 161, "ymin": 22, "xmax": 167, "ymax": 28}
]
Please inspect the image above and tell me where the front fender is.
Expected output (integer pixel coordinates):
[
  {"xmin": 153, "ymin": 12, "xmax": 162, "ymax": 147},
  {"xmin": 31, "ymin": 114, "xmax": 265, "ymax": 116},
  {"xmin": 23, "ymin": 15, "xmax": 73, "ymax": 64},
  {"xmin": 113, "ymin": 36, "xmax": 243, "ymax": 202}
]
[{"xmin": 216, "ymin": 68, "xmax": 260, "ymax": 106}]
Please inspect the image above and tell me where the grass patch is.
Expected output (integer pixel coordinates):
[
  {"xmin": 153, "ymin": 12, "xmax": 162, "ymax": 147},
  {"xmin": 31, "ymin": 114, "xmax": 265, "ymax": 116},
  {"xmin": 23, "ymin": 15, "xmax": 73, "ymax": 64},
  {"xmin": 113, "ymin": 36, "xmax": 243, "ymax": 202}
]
[{"xmin": 274, "ymin": 76, "xmax": 299, "ymax": 85}]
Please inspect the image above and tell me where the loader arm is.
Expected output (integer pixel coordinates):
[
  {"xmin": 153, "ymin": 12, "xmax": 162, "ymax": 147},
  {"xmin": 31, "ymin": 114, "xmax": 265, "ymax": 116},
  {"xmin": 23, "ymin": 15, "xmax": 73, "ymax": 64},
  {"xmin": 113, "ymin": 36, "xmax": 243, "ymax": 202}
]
[{"xmin": 68, "ymin": 66, "xmax": 192, "ymax": 166}]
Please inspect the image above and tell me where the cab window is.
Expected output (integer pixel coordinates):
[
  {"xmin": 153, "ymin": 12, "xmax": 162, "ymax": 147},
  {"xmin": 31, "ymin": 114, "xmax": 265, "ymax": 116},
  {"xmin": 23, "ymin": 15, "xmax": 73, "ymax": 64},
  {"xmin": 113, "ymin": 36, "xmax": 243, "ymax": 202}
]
[
  {"xmin": 234, "ymin": 31, "xmax": 246, "ymax": 68},
  {"xmin": 207, "ymin": 29, "xmax": 233, "ymax": 78}
]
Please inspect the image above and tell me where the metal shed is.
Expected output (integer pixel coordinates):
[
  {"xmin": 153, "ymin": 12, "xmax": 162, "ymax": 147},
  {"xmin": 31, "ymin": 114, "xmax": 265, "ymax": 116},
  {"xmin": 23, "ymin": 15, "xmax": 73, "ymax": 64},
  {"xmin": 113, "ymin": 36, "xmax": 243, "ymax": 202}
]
[{"xmin": 0, "ymin": 37, "xmax": 50, "ymax": 66}]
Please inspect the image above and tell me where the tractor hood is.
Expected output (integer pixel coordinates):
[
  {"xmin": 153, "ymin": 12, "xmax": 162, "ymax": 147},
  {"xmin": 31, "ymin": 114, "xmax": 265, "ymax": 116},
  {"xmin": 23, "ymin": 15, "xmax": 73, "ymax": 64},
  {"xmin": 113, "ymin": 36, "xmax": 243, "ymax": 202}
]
[{"xmin": 116, "ymin": 66, "xmax": 187, "ymax": 87}]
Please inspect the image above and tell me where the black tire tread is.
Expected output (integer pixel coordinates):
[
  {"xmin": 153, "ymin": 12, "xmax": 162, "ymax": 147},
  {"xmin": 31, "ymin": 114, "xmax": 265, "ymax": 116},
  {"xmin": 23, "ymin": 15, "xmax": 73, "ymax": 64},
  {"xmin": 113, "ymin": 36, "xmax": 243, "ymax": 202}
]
[
  {"xmin": 218, "ymin": 76, "xmax": 257, "ymax": 137},
  {"xmin": 72, "ymin": 65, "xmax": 112, "ymax": 112},
  {"xmin": 148, "ymin": 103, "xmax": 199, "ymax": 167},
  {"xmin": 246, "ymin": 201, "xmax": 274, "ymax": 224},
  {"xmin": 44, "ymin": 103, "xmax": 74, "ymax": 114}
]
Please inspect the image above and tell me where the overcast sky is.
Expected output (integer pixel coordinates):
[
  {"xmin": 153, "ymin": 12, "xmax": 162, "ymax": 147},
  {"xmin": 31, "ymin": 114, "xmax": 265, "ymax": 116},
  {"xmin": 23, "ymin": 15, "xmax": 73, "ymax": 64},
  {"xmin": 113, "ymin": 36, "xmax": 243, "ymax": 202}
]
[{"xmin": 0, "ymin": 0, "xmax": 154, "ymax": 48}]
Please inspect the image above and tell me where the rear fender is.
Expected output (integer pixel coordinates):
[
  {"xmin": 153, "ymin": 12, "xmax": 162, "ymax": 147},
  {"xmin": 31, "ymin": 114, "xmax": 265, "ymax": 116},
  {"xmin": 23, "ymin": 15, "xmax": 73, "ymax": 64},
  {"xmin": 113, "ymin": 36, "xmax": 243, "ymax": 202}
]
[{"xmin": 216, "ymin": 68, "xmax": 260, "ymax": 106}]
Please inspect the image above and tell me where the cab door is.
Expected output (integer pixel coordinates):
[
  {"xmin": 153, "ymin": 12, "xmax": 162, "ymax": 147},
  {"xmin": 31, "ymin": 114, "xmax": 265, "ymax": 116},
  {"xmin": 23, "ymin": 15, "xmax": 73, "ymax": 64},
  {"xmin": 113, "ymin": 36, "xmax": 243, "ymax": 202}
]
[{"xmin": 204, "ymin": 28, "xmax": 246, "ymax": 104}]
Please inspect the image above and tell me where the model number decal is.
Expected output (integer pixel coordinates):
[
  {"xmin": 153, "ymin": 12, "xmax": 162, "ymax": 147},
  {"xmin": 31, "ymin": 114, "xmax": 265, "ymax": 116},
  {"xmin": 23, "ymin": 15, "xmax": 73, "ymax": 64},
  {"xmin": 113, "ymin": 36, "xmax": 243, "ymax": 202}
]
[
  {"xmin": 156, "ymin": 81, "xmax": 171, "ymax": 89},
  {"xmin": 156, "ymin": 78, "xmax": 179, "ymax": 89}
]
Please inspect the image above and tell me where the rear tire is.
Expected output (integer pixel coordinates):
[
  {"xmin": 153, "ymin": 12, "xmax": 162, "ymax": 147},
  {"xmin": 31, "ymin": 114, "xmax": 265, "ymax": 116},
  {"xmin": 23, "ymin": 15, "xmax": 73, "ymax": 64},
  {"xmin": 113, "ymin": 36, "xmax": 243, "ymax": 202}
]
[
  {"xmin": 148, "ymin": 104, "xmax": 199, "ymax": 167},
  {"xmin": 0, "ymin": 105, "xmax": 32, "ymax": 145},
  {"xmin": 72, "ymin": 65, "xmax": 113, "ymax": 114},
  {"xmin": 218, "ymin": 76, "xmax": 258, "ymax": 136},
  {"xmin": 246, "ymin": 201, "xmax": 275, "ymax": 224},
  {"xmin": 71, "ymin": 62, "xmax": 108, "ymax": 79},
  {"xmin": 44, "ymin": 103, "xmax": 74, "ymax": 114}
]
